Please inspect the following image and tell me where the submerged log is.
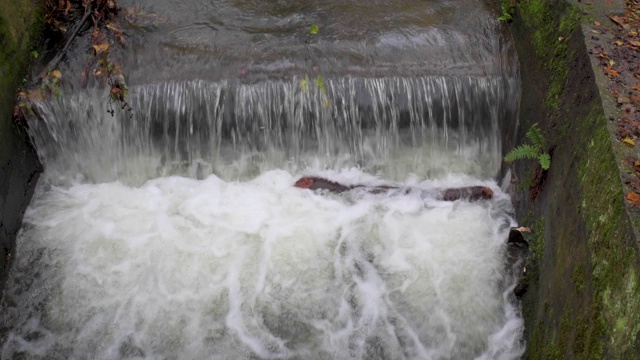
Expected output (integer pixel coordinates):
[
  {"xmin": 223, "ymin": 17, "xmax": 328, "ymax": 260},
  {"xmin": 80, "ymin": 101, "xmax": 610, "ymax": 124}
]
[
  {"xmin": 294, "ymin": 177, "xmax": 353, "ymax": 193},
  {"xmin": 294, "ymin": 176, "xmax": 493, "ymax": 201},
  {"xmin": 441, "ymin": 186, "xmax": 494, "ymax": 201}
]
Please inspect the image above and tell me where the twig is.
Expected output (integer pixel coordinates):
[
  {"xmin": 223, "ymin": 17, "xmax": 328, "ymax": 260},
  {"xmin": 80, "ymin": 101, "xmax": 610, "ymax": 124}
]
[{"xmin": 40, "ymin": 7, "xmax": 92, "ymax": 78}]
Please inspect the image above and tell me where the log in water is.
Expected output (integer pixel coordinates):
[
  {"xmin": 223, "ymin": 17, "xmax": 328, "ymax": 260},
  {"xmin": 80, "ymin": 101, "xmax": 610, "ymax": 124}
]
[{"xmin": 1, "ymin": 0, "xmax": 525, "ymax": 358}]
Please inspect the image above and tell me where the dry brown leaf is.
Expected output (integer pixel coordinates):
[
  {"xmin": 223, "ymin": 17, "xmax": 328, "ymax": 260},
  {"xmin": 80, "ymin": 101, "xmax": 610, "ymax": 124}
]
[
  {"xmin": 630, "ymin": 40, "xmax": 640, "ymax": 47},
  {"xmin": 633, "ymin": 83, "xmax": 640, "ymax": 91},
  {"xmin": 594, "ymin": 21, "xmax": 601, "ymax": 26},
  {"xmin": 627, "ymin": 192, "xmax": 640, "ymax": 202},
  {"xmin": 605, "ymin": 66, "xmax": 620, "ymax": 77},
  {"xmin": 610, "ymin": 15, "xmax": 630, "ymax": 29},
  {"xmin": 92, "ymin": 43, "xmax": 110, "ymax": 55},
  {"xmin": 50, "ymin": 69, "xmax": 62, "ymax": 79},
  {"xmin": 105, "ymin": 22, "xmax": 120, "ymax": 32},
  {"xmin": 616, "ymin": 40, "xmax": 624, "ymax": 46}
]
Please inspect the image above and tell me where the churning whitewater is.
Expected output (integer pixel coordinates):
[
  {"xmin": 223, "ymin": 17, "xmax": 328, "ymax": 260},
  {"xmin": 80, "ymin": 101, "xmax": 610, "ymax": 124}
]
[
  {"xmin": 1, "ymin": 0, "xmax": 526, "ymax": 358},
  {"xmin": 1, "ymin": 170, "xmax": 523, "ymax": 359}
]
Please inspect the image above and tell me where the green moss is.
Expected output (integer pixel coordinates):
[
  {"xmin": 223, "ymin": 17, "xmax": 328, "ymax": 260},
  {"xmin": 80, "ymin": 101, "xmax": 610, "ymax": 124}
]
[
  {"xmin": 576, "ymin": 105, "xmax": 640, "ymax": 358},
  {"xmin": 572, "ymin": 264, "xmax": 586, "ymax": 293},
  {"xmin": 530, "ymin": 216, "xmax": 545, "ymax": 260},
  {"xmin": 0, "ymin": 0, "xmax": 41, "ymax": 165},
  {"xmin": 517, "ymin": 0, "xmax": 580, "ymax": 109}
]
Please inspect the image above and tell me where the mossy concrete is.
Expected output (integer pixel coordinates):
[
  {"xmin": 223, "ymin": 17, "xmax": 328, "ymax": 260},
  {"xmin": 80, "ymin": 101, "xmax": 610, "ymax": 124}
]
[
  {"xmin": 507, "ymin": 0, "xmax": 640, "ymax": 358},
  {"xmin": 0, "ymin": 0, "xmax": 42, "ymax": 291}
]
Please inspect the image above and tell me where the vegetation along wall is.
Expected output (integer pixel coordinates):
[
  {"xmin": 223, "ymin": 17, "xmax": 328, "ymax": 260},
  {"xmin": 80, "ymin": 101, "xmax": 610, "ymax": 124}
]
[
  {"xmin": 0, "ymin": 0, "xmax": 42, "ymax": 291},
  {"xmin": 505, "ymin": 0, "xmax": 640, "ymax": 358}
]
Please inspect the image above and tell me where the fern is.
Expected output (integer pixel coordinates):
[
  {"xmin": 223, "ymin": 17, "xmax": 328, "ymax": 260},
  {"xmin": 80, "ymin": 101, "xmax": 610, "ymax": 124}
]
[
  {"xmin": 504, "ymin": 123, "xmax": 551, "ymax": 170},
  {"xmin": 538, "ymin": 153, "xmax": 551, "ymax": 170},
  {"xmin": 504, "ymin": 144, "xmax": 540, "ymax": 163},
  {"xmin": 526, "ymin": 123, "xmax": 545, "ymax": 150}
]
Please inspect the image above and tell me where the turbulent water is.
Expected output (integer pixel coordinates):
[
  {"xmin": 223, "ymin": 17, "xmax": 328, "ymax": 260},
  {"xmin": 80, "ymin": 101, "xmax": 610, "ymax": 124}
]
[
  {"xmin": 1, "ymin": 0, "xmax": 525, "ymax": 358},
  {"xmin": 2, "ymin": 171, "xmax": 523, "ymax": 359}
]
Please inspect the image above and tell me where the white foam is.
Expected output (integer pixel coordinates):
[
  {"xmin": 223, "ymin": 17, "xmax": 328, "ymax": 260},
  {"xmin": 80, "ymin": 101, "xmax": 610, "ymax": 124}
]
[{"xmin": 1, "ymin": 170, "xmax": 524, "ymax": 359}]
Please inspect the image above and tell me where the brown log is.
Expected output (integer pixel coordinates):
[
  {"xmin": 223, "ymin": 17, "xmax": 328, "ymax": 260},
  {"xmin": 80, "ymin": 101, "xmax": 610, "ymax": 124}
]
[
  {"xmin": 294, "ymin": 176, "xmax": 353, "ymax": 193},
  {"xmin": 294, "ymin": 176, "xmax": 493, "ymax": 201},
  {"xmin": 440, "ymin": 186, "xmax": 494, "ymax": 201}
]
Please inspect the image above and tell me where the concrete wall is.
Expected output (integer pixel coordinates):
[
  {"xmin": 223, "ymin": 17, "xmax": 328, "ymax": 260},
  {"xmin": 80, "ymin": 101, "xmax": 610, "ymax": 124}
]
[
  {"xmin": 0, "ymin": 0, "xmax": 42, "ymax": 290},
  {"xmin": 507, "ymin": 0, "xmax": 640, "ymax": 358}
]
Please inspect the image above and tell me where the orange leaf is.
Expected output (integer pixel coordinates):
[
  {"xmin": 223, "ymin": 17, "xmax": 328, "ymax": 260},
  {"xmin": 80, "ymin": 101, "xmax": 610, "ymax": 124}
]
[
  {"xmin": 594, "ymin": 21, "xmax": 601, "ymax": 26},
  {"xmin": 633, "ymin": 83, "xmax": 640, "ymax": 91},
  {"xmin": 610, "ymin": 15, "xmax": 629, "ymax": 29},
  {"xmin": 92, "ymin": 43, "xmax": 109, "ymax": 55},
  {"xmin": 605, "ymin": 66, "xmax": 620, "ymax": 77},
  {"xmin": 627, "ymin": 192, "xmax": 640, "ymax": 202}
]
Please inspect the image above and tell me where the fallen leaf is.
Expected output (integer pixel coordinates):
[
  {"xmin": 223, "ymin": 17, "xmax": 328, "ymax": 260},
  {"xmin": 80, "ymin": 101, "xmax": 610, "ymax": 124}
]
[
  {"xmin": 605, "ymin": 66, "xmax": 620, "ymax": 77},
  {"xmin": 627, "ymin": 192, "xmax": 640, "ymax": 202},
  {"xmin": 92, "ymin": 43, "xmax": 109, "ymax": 55},
  {"xmin": 50, "ymin": 69, "xmax": 62, "ymax": 79},
  {"xmin": 591, "ymin": 29, "xmax": 600, "ymax": 34},
  {"xmin": 633, "ymin": 83, "xmax": 640, "ymax": 91},
  {"xmin": 610, "ymin": 59, "xmax": 616, "ymax": 66},
  {"xmin": 515, "ymin": 227, "xmax": 531, "ymax": 233},
  {"xmin": 624, "ymin": 156, "xmax": 638, "ymax": 166},
  {"xmin": 630, "ymin": 40, "xmax": 640, "ymax": 47},
  {"xmin": 619, "ymin": 96, "xmax": 631, "ymax": 104},
  {"xmin": 623, "ymin": 137, "xmax": 636, "ymax": 146},
  {"xmin": 610, "ymin": 15, "xmax": 629, "ymax": 29},
  {"xmin": 105, "ymin": 22, "xmax": 120, "ymax": 32},
  {"xmin": 594, "ymin": 21, "xmax": 601, "ymax": 26},
  {"xmin": 616, "ymin": 40, "xmax": 624, "ymax": 46}
]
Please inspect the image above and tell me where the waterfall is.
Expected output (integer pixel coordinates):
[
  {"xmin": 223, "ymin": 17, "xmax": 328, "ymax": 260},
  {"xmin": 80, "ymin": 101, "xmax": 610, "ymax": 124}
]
[
  {"xmin": 1, "ymin": 0, "xmax": 526, "ymax": 358},
  {"xmin": 28, "ymin": 75, "xmax": 518, "ymax": 184}
]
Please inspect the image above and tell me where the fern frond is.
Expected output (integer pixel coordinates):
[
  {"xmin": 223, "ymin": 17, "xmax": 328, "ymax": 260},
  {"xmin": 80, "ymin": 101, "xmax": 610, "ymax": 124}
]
[
  {"xmin": 526, "ymin": 123, "xmax": 545, "ymax": 150},
  {"xmin": 538, "ymin": 153, "xmax": 551, "ymax": 170},
  {"xmin": 504, "ymin": 144, "xmax": 540, "ymax": 163}
]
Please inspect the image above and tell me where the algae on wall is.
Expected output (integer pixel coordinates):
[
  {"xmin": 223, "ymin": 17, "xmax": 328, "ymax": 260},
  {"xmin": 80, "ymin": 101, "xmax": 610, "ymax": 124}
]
[
  {"xmin": 0, "ymin": 0, "xmax": 42, "ymax": 289},
  {"xmin": 509, "ymin": 0, "xmax": 640, "ymax": 358}
]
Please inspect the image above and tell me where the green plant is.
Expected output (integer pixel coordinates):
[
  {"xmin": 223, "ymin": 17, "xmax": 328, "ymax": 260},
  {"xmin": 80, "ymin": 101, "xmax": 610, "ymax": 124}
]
[
  {"xmin": 505, "ymin": 123, "xmax": 551, "ymax": 170},
  {"xmin": 498, "ymin": 4, "xmax": 513, "ymax": 22}
]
